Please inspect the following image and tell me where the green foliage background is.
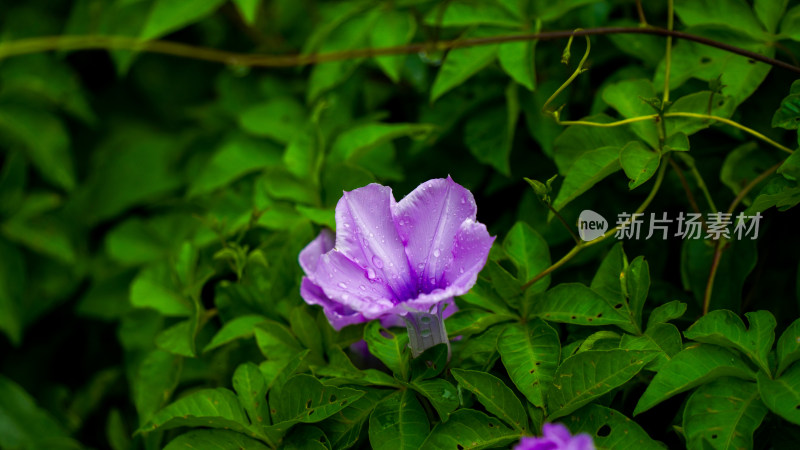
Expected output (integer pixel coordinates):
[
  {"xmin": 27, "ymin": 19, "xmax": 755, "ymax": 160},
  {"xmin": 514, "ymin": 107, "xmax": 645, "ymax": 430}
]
[{"xmin": 3, "ymin": 0, "xmax": 800, "ymax": 449}]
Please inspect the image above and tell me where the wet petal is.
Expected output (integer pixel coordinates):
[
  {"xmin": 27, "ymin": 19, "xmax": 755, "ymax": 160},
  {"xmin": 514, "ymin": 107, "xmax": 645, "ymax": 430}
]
[
  {"xmin": 334, "ymin": 184, "xmax": 414, "ymax": 301},
  {"xmin": 441, "ymin": 219, "xmax": 494, "ymax": 293},
  {"xmin": 393, "ymin": 176, "xmax": 478, "ymax": 293},
  {"xmin": 315, "ymin": 250, "xmax": 396, "ymax": 319},
  {"xmin": 300, "ymin": 278, "xmax": 365, "ymax": 330},
  {"xmin": 542, "ymin": 423, "xmax": 573, "ymax": 444},
  {"xmin": 299, "ymin": 229, "xmax": 335, "ymax": 276}
]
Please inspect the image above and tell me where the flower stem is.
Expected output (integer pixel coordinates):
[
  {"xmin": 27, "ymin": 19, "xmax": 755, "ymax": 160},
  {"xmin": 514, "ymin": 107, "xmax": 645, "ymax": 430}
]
[{"xmin": 403, "ymin": 305, "xmax": 450, "ymax": 359}]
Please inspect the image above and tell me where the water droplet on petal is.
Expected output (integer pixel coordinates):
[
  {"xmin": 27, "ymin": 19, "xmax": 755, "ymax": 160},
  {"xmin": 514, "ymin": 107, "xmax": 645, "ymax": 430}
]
[
  {"xmin": 345, "ymin": 223, "xmax": 351, "ymax": 228},
  {"xmin": 367, "ymin": 268, "xmax": 377, "ymax": 279},
  {"xmin": 398, "ymin": 220, "xmax": 404, "ymax": 226},
  {"xmin": 459, "ymin": 267, "xmax": 465, "ymax": 274},
  {"xmin": 338, "ymin": 282, "xmax": 348, "ymax": 289},
  {"xmin": 417, "ymin": 263, "xmax": 424, "ymax": 269},
  {"xmin": 372, "ymin": 256, "xmax": 384, "ymax": 269},
  {"xmin": 360, "ymin": 285, "xmax": 366, "ymax": 290},
  {"xmin": 369, "ymin": 232, "xmax": 374, "ymax": 238},
  {"xmin": 430, "ymin": 277, "xmax": 436, "ymax": 285},
  {"xmin": 433, "ymin": 249, "xmax": 440, "ymax": 258},
  {"xmin": 460, "ymin": 196, "xmax": 466, "ymax": 204},
  {"xmin": 420, "ymin": 329, "xmax": 431, "ymax": 337}
]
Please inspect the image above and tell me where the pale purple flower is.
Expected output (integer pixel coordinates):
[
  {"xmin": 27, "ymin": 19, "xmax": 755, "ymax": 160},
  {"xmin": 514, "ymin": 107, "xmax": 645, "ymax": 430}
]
[
  {"xmin": 515, "ymin": 423, "xmax": 595, "ymax": 450},
  {"xmin": 299, "ymin": 176, "xmax": 494, "ymax": 356}
]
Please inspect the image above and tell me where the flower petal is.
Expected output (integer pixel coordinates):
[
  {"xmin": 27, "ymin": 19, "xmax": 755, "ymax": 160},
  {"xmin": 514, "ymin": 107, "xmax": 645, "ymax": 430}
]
[
  {"xmin": 543, "ymin": 423, "xmax": 573, "ymax": 444},
  {"xmin": 393, "ymin": 176, "xmax": 479, "ymax": 293},
  {"xmin": 300, "ymin": 278, "xmax": 365, "ymax": 330},
  {"xmin": 567, "ymin": 435, "xmax": 595, "ymax": 450},
  {"xmin": 299, "ymin": 229, "xmax": 335, "ymax": 276},
  {"xmin": 314, "ymin": 250, "xmax": 396, "ymax": 319},
  {"xmin": 334, "ymin": 183, "xmax": 414, "ymax": 301},
  {"xmin": 440, "ymin": 218, "xmax": 495, "ymax": 291}
]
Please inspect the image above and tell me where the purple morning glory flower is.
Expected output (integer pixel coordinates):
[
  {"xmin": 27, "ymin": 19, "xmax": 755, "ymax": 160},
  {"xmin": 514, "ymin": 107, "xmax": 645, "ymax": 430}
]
[
  {"xmin": 299, "ymin": 176, "xmax": 494, "ymax": 356},
  {"xmin": 515, "ymin": 423, "xmax": 596, "ymax": 450}
]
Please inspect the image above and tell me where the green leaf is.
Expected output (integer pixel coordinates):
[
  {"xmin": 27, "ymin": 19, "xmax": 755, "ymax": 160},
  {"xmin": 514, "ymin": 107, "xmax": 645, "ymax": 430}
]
[
  {"xmin": 259, "ymin": 351, "xmax": 307, "ymax": 393},
  {"xmin": 553, "ymin": 114, "xmax": 637, "ymax": 173},
  {"xmin": 410, "ymin": 379, "xmax": 459, "ymax": 421},
  {"xmin": 772, "ymin": 80, "xmax": 800, "ymax": 130},
  {"xmin": 140, "ymin": 388, "xmax": 251, "ymax": 435},
  {"xmin": 503, "ymin": 222, "xmax": 551, "ymax": 291},
  {"xmin": 368, "ymin": 390, "xmax": 429, "ymax": 450},
  {"xmin": 330, "ymin": 123, "xmax": 434, "ymax": 162},
  {"xmin": 232, "ymin": 0, "xmax": 260, "ymax": 25},
  {"xmin": 720, "ymin": 142, "xmax": 783, "ymax": 204},
  {"xmin": 423, "ymin": 2, "xmax": 522, "ymax": 28},
  {"xmin": 271, "ymin": 374, "xmax": 365, "ymax": 425},
  {"xmin": 781, "ymin": 4, "xmax": 800, "ymax": 41},
  {"xmin": 319, "ymin": 388, "xmax": 391, "ymax": 449},
  {"xmin": 164, "ymin": 429, "xmax": 270, "ymax": 449},
  {"xmin": 625, "ymin": 256, "xmax": 650, "ymax": 329},
  {"xmin": 532, "ymin": 0, "xmax": 602, "ymax": 22},
  {"xmin": 141, "ymin": 0, "xmax": 227, "ymax": 40},
  {"xmin": 254, "ymin": 321, "xmax": 304, "ymax": 361},
  {"xmin": 133, "ymin": 349, "xmax": 183, "ymax": 426},
  {"xmin": 565, "ymin": 404, "xmax": 664, "ymax": 449},
  {"xmin": 290, "ymin": 305, "xmax": 324, "ymax": 357},
  {"xmin": 757, "ymin": 364, "xmax": 800, "ymax": 426},
  {"xmin": 602, "ymin": 79, "xmax": 659, "ymax": 148},
  {"xmin": 445, "ymin": 309, "xmax": 515, "ymax": 338},
  {"xmin": 421, "ymin": 409, "xmax": 520, "ymax": 450},
  {"xmin": 307, "ymin": 11, "xmax": 377, "ymax": 101},
  {"xmin": 498, "ymin": 28, "xmax": 539, "ymax": 91},
  {"xmin": 430, "ymin": 31, "xmax": 498, "ymax": 102},
  {"xmin": 681, "ymin": 238, "xmax": 758, "ymax": 312},
  {"xmin": 666, "ymin": 91, "xmax": 736, "ymax": 137},
  {"xmin": 778, "ymin": 150, "xmax": 800, "ymax": 182},
  {"xmin": 634, "ymin": 344, "xmax": 757, "ymax": 415},
  {"xmin": 458, "ymin": 278, "xmax": 513, "ymax": 315},
  {"xmin": 497, "ymin": 320, "xmax": 560, "ymax": 408},
  {"xmin": 464, "ymin": 100, "xmax": 516, "ymax": 176},
  {"xmin": 755, "ymin": 0, "xmax": 787, "ymax": 33},
  {"xmin": 620, "ymin": 141, "xmax": 660, "ymax": 190},
  {"xmin": 0, "ymin": 104, "xmax": 75, "ymax": 191},
  {"xmin": 744, "ymin": 176, "xmax": 800, "ymax": 215},
  {"xmin": 364, "ymin": 320, "xmax": 410, "ymax": 380},
  {"xmin": 233, "ymin": 363, "xmax": 270, "ymax": 429},
  {"xmin": 155, "ymin": 317, "xmax": 199, "ymax": 357},
  {"xmin": 203, "ymin": 315, "xmax": 268, "ymax": 353},
  {"xmin": 654, "ymin": 26, "xmax": 773, "ymax": 107},
  {"xmin": 0, "ymin": 375, "xmax": 70, "ymax": 449},
  {"xmin": 283, "ymin": 425, "xmax": 331, "ymax": 450},
  {"xmin": 369, "ymin": 10, "xmax": 416, "ymax": 83},
  {"xmin": 451, "ymin": 369, "xmax": 528, "ymax": 432},
  {"xmin": 0, "ymin": 239, "xmax": 24, "ymax": 345},
  {"xmin": 533, "ymin": 283, "xmax": 638, "ymax": 334},
  {"xmin": 777, "ymin": 318, "xmax": 800, "ymax": 375},
  {"xmin": 410, "ymin": 344, "xmax": 449, "ymax": 381},
  {"xmin": 619, "ymin": 323, "xmax": 683, "ymax": 371},
  {"xmin": 683, "ymin": 378, "xmax": 767, "ymax": 450},
  {"xmin": 237, "ymin": 98, "xmax": 307, "ymax": 144},
  {"xmin": 552, "ymin": 146, "xmax": 621, "ymax": 213},
  {"xmin": 683, "ymin": 309, "xmax": 776, "ymax": 374},
  {"xmin": 674, "ymin": 0, "xmax": 766, "ymax": 40},
  {"xmin": 646, "ymin": 301, "xmax": 687, "ymax": 328},
  {"xmin": 547, "ymin": 349, "xmax": 658, "ymax": 420}
]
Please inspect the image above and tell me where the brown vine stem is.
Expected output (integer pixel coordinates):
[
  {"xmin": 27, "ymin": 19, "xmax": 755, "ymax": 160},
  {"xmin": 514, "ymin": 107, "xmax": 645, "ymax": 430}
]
[
  {"xmin": 701, "ymin": 161, "xmax": 782, "ymax": 315},
  {"xmin": 1, "ymin": 27, "xmax": 799, "ymax": 74}
]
